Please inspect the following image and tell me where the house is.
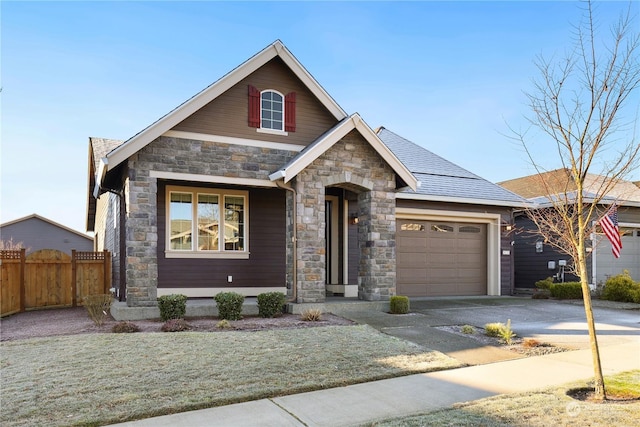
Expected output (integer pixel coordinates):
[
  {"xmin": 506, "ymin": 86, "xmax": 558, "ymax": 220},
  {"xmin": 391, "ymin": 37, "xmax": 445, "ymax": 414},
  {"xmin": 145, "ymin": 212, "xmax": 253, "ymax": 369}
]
[
  {"xmin": 87, "ymin": 40, "xmax": 528, "ymax": 311},
  {"xmin": 0, "ymin": 214, "xmax": 93, "ymax": 254},
  {"xmin": 499, "ymin": 169, "xmax": 640, "ymax": 287}
]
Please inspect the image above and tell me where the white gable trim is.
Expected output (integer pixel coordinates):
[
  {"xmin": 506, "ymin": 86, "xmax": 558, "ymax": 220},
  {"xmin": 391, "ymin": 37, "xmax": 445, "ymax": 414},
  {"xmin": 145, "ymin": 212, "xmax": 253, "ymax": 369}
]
[
  {"xmin": 163, "ymin": 130, "xmax": 305, "ymax": 152},
  {"xmin": 107, "ymin": 40, "xmax": 347, "ymax": 170},
  {"xmin": 149, "ymin": 171, "xmax": 279, "ymax": 188},
  {"xmin": 269, "ymin": 114, "xmax": 418, "ymax": 191}
]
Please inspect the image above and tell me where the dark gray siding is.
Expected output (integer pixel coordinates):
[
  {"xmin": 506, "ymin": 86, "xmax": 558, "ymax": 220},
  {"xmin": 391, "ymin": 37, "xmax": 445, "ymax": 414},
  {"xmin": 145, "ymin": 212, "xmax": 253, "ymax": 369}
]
[{"xmin": 157, "ymin": 181, "xmax": 286, "ymax": 289}]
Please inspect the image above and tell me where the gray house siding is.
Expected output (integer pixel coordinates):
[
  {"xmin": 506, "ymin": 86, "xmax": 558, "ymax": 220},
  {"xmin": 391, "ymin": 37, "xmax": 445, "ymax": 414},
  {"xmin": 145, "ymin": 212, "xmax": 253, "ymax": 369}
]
[{"xmin": 0, "ymin": 215, "xmax": 93, "ymax": 254}]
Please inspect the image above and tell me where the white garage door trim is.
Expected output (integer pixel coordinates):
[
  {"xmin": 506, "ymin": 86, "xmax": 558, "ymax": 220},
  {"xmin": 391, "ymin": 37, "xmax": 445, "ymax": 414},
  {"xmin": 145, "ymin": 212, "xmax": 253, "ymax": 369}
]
[{"xmin": 396, "ymin": 208, "xmax": 502, "ymax": 296}]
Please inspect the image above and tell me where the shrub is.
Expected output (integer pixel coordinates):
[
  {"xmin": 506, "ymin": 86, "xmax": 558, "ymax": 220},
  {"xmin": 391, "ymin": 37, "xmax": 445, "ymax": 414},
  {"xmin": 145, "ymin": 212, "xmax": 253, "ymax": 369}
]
[
  {"xmin": 602, "ymin": 272, "xmax": 640, "ymax": 303},
  {"xmin": 300, "ymin": 308, "xmax": 322, "ymax": 321},
  {"xmin": 484, "ymin": 320, "xmax": 516, "ymax": 345},
  {"xmin": 161, "ymin": 318, "xmax": 192, "ymax": 332},
  {"xmin": 112, "ymin": 321, "xmax": 140, "ymax": 333},
  {"xmin": 461, "ymin": 325, "xmax": 475, "ymax": 334},
  {"xmin": 390, "ymin": 296, "xmax": 410, "ymax": 314},
  {"xmin": 257, "ymin": 292, "xmax": 286, "ymax": 318},
  {"xmin": 523, "ymin": 338, "xmax": 541, "ymax": 348},
  {"xmin": 83, "ymin": 294, "xmax": 113, "ymax": 326},
  {"xmin": 549, "ymin": 282, "xmax": 583, "ymax": 299},
  {"xmin": 157, "ymin": 294, "xmax": 187, "ymax": 321},
  {"xmin": 214, "ymin": 292, "xmax": 244, "ymax": 320},
  {"xmin": 500, "ymin": 319, "xmax": 516, "ymax": 345},
  {"xmin": 216, "ymin": 319, "xmax": 231, "ymax": 329},
  {"xmin": 484, "ymin": 322, "xmax": 505, "ymax": 338},
  {"xmin": 535, "ymin": 277, "xmax": 554, "ymax": 291}
]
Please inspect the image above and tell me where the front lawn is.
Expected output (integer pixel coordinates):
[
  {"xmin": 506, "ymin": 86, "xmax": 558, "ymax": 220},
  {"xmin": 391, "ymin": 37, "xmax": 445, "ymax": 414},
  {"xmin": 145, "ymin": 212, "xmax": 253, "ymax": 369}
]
[
  {"xmin": 0, "ymin": 325, "xmax": 461, "ymax": 426},
  {"xmin": 368, "ymin": 370, "xmax": 640, "ymax": 427}
]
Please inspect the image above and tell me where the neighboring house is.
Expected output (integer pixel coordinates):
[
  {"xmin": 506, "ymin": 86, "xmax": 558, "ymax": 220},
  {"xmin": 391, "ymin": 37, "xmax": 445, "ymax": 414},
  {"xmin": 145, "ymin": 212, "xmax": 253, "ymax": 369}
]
[
  {"xmin": 0, "ymin": 214, "xmax": 94, "ymax": 254},
  {"xmin": 499, "ymin": 169, "xmax": 640, "ymax": 288},
  {"xmin": 86, "ymin": 40, "xmax": 527, "ymax": 309}
]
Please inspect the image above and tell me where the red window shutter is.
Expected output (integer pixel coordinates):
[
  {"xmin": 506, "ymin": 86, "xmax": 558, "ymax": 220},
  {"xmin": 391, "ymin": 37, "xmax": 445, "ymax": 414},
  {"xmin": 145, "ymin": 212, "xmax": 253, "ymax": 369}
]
[
  {"xmin": 285, "ymin": 92, "xmax": 296, "ymax": 132},
  {"xmin": 248, "ymin": 85, "xmax": 260, "ymax": 128}
]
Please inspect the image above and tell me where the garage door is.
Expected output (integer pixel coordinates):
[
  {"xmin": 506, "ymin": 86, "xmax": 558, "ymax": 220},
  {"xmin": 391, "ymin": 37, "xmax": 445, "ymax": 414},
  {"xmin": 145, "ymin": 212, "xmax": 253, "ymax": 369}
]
[
  {"xmin": 595, "ymin": 229, "xmax": 640, "ymax": 283},
  {"xmin": 397, "ymin": 220, "xmax": 487, "ymax": 296}
]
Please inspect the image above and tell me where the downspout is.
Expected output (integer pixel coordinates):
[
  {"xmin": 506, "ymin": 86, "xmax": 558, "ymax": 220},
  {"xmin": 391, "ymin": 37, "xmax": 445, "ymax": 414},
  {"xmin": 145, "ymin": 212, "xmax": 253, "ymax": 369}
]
[
  {"xmin": 275, "ymin": 179, "xmax": 297, "ymax": 303},
  {"xmin": 103, "ymin": 188, "xmax": 126, "ymax": 302}
]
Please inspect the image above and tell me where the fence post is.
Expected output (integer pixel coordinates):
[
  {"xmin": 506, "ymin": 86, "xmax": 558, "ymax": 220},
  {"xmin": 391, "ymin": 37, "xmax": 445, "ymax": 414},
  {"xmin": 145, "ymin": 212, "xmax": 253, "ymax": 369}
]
[
  {"xmin": 19, "ymin": 248, "xmax": 26, "ymax": 312},
  {"xmin": 103, "ymin": 250, "xmax": 110, "ymax": 294},
  {"xmin": 71, "ymin": 250, "xmax": 77, "ymax": 307}
]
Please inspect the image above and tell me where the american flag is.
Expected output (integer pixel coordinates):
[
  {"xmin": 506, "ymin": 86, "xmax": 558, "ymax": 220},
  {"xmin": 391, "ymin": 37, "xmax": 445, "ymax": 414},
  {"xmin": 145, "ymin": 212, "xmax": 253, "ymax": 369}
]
[{"xmin": 599, "ymin": 205, "xmax": 622, "ymax": 258}]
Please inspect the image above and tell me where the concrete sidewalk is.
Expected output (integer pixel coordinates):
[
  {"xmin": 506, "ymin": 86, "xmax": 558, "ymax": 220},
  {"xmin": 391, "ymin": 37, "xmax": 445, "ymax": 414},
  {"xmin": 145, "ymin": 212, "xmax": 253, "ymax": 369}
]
[{"xmin": 109, "ymin": 340, "xmax": 640, "ymax": 427}]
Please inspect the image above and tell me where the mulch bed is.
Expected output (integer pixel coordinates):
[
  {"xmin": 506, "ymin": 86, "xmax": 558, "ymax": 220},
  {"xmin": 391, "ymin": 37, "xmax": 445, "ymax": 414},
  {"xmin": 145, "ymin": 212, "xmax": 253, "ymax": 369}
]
[{"xmin": 0, "ymin": 306, "xmax": 354, "ymax": 341}]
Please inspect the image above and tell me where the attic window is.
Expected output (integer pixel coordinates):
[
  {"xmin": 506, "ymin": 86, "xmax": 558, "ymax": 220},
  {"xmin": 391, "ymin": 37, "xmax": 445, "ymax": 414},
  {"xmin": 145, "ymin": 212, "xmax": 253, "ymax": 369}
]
[
  {"xmin": 248, "ymin": 85, "xmax": 296, "ymax": 134},
  {"xmin": 261, "ymin": 90, "xmax": 284, "ymax": 131}
]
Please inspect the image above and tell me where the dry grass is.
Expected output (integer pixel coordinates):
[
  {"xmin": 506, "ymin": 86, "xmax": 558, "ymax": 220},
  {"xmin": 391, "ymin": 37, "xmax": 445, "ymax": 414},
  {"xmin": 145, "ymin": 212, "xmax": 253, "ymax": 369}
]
[
  {"xmin": 368, "ymin": 370, "xmax": 640, "ymax": 427},
  {"xmin": 0, "ymin": 325, "xmax": 461, "ymax": 426}
]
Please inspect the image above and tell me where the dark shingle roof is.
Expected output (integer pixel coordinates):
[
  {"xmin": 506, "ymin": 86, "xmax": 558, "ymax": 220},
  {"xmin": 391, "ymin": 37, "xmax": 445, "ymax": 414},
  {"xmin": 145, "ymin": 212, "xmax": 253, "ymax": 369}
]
[{"xmin": 377, "ymin": 128, "xmax": 527, "ymax": 206}]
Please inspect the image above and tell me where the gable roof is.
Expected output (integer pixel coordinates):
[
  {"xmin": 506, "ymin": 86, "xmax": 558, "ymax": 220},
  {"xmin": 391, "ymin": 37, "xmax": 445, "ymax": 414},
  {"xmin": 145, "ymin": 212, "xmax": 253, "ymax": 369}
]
[
  {"xmin": 499, "ymin": 168, "xmax": 640, "ymax": 206},
  {"xmin": 377, "ymin": 128, "xmax": 529, "ymax": 207},
  {"xmin": 269, "ymin": 114, "xmax": 418, "ymax": 191},
  {"xmin": 104, "ymin": 40, "xmax": 348, "ymax": 171},
  {"xmin": 1, "ymin": 214, "xmax": 93, "ymax": 241}
]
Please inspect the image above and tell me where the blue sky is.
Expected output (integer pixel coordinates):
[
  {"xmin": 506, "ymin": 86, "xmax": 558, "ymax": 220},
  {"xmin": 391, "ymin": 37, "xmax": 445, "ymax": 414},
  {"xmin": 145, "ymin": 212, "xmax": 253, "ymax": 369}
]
[{"xmin": 1, "ymin": 1, "xmax": 638, "ymax": 234}]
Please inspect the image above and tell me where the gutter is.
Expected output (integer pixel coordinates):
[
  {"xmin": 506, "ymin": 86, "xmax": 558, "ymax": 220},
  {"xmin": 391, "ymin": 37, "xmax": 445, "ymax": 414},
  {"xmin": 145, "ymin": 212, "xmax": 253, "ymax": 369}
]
[{"xmin": 275, "ymin": 180, "xmax": 298, "ymax": 303}]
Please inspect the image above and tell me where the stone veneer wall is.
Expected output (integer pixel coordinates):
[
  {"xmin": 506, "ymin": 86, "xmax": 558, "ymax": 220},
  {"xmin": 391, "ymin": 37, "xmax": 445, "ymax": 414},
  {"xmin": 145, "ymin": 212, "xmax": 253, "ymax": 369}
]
[
  {"xmin": 293, "ymin": 131, "xmax": 397, "ymax": 302},
  {"xmin": 123, "ymin": 136, "xmax": 297, "ymax": 306}
]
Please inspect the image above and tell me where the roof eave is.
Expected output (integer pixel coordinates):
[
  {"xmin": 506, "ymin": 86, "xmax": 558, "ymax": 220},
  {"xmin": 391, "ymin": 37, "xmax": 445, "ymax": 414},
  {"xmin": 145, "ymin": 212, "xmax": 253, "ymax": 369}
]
[{"xmin": 396, "ymin": 192, "xmax": 533, "ymax": 208}]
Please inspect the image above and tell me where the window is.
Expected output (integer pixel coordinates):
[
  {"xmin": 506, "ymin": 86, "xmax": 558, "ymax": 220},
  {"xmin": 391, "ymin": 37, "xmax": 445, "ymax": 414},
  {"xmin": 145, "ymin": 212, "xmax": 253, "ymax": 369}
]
[
  {"xmin": 431, "ymin": 224, "xmax": 454, "ymax": 233},
  {"xmin": 401, "ymin": 223, "xmax": 425, "ymax": 231},
  {"xmin": 459, "ymin": 225, "xmax": 481, "ymax": 233},
  {"xmin": 248, "ymin": 85, "xmax": 296, "ymax": 133},
  {"xmin": 167, "ymin": 186, "xmax": 248, "ymax": 258},
  {"xmin": 261, "ymin": 90, "xmax": 284, "ymax": 131}
]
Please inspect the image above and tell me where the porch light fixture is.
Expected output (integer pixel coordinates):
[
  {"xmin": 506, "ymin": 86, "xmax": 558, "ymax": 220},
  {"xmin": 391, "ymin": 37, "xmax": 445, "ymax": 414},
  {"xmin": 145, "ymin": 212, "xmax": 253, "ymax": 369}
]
[{"xmin": 350, "ymin": 214, "xmax": 359, "ymax": 225}]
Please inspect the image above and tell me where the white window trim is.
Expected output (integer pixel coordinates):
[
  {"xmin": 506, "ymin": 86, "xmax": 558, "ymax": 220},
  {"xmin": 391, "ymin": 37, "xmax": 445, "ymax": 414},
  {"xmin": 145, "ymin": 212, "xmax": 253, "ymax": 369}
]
[
  {"xmin": 260, "ymin": 89, "xmax": 286, "ymax": 133},
  {"xmin": 165, "ymin": 185, "xmax": 249, "ymax": 259}
]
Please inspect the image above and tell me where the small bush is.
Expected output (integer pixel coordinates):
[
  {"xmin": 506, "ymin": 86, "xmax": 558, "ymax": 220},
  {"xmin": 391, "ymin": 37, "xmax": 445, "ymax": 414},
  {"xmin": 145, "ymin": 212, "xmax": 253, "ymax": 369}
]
[
  {"xmin": 602, "ymin": 272, "xmax": 640, "ymax": 303},
  {"xmin": 83, "ymin": 294, "xmax": 112, "ymax": 326},
  {"xmin": 216, "ymin": 319, "xmax": 231, "ymax": 329},
  {"xmin": 549, "ymin": 282, "xmax": 583, "ymax": 299},
  {"xmin": 214, "ymin": 292, "xmax": 244, "ymax": 320},
  {"xmin": 157, "ymin": 294, "xmax": 187, "ymax": 321},
  {"xmin": 390, "ymin": 296, "xmax": 410, "ymax": 314},
  {"xmin": 257, "ymin": 292, "xmax": 286, "ymax": 318},
  {"xmin": 461, "ymin": 325, "xmax": 475, "ymax": 334},
  {"xmin": 535, "ymin": 277, "xmax": 554, "ymax": 290},
  {"xmin": 500, "ymin": 319, "xmax": 516, "ymax": 345},
  {"xmin": 161, "ymin": 318, "xmax": 192, "ymax": 332},
  {"xmin": 484, "ymin": 320, "xmax": 516, "ymax": 344},
  {"xmin": 300, "ymin": 309, "xmax": 322, "ymax": 321},
  {"xmin": 484, "ymin": 322, "xmax": 505, "ymax": 338},
  {"xmin": 112, "ymin": 321, "xmax": 140, "ymax": 333},
  {"xmin": 523, "ymin": 338, "xmax": 541, "ymax": 348}
]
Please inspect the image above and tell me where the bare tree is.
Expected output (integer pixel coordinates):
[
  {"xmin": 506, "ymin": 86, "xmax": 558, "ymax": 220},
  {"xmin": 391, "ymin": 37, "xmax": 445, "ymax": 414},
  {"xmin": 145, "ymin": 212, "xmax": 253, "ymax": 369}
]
[{"xmin": 513, "ymin": 1, "xmax": 640, "ymax": 400}]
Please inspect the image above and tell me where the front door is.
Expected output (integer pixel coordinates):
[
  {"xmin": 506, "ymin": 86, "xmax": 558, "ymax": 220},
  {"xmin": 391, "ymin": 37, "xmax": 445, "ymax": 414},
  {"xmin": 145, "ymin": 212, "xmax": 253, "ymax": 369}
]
[{"xmin": 325, "ymin": 195, "xmax": 340, "ymax": 286}]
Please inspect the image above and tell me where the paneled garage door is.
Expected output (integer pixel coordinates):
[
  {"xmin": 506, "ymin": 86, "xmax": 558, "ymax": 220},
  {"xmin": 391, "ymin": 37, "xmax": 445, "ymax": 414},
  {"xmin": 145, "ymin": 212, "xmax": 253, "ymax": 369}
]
[
  {"xmin": 595, "ymin": 229, "xmax": 640, "ymax": 283},
  {"xmin": 397, "ymin": 220, "xmax": 487, "ymax": 296}
]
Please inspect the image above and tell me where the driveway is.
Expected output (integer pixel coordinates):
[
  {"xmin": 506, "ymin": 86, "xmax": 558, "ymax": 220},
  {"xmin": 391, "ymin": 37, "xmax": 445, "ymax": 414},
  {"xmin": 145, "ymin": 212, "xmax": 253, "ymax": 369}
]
[{"xmin": 341, "ymin": 296, "xmax": 640, "ymax": 364}]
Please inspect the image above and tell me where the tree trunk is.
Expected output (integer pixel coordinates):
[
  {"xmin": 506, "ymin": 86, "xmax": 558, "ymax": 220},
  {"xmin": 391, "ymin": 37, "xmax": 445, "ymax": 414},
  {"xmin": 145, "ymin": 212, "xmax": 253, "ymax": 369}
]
[{"xmin": 577, "ymin": 253, "xmax": 607, "ymax": 400}]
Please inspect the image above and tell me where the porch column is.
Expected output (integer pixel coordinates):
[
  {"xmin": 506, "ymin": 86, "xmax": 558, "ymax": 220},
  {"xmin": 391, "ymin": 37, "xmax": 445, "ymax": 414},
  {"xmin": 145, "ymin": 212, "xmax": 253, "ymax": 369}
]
[
  {"xmin": 294, "ymin": 176, "xmax": 326, "ymax": 303},
  {"xmin": 358, "ymin": 190, "xmax": 397, "ymax": 300}
]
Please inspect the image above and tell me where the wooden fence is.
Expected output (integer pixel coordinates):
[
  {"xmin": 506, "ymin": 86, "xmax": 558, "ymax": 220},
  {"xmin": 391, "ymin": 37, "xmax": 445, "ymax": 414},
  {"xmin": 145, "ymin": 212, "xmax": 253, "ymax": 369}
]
[{"xmin": 0, "ymin": 249, "xmax": 111, "ymax": 317}]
